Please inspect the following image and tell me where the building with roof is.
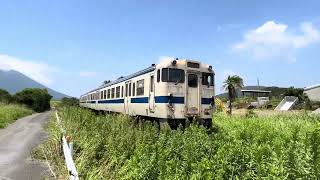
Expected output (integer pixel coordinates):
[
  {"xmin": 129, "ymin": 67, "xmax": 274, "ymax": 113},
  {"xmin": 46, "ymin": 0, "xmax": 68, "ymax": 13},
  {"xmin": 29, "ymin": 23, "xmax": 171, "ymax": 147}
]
[
  {"xmin": 240, "ymin": 89, "xmax": 272, "ymax": 98},
  {"xmin": 304, "ymin": 84, "xmax": 320, "ymax": 102}
]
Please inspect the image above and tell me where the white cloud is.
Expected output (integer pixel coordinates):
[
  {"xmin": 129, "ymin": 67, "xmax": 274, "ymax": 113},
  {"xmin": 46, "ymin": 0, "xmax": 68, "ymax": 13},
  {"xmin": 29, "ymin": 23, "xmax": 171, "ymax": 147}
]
[
  {"xmin": 0, "ymin": 54, "xmax": 53, "ymax": 85},
  {"xmin": 232, "ymin": 21, "xmax": 320, "ymax": 62},
  {"xmin": 79, "ymin": 71, "xmax": 97, "ymax": 77}
]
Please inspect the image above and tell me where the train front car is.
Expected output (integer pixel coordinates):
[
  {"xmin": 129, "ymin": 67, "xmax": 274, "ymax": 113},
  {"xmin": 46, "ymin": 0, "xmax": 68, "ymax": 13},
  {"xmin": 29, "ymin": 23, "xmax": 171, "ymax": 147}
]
[{"xmin": 155, "ymin": 59, "xmax": 215, "ymax": 129}]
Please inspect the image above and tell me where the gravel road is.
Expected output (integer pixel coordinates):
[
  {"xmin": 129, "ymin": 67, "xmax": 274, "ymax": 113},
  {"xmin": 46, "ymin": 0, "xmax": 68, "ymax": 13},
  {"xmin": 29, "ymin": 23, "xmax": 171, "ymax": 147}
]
[{"xmin": 0, "ymin": 111, "xmax": 51, "ymax": 180}]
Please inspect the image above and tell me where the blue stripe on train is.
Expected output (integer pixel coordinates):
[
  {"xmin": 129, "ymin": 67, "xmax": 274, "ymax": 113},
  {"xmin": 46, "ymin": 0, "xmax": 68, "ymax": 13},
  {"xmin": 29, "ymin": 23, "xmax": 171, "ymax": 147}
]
[
  {"xmin": 98, "ymin": 99, "xmax": 124, "ymax": 104},
  {"xmin": 155, "ymin": 96, "xmax": 184, "ymax": 104},
  {"xmin": 88, "ymin": 96, "xmax": 209, "ymax": 104},
  {"xmin": 131, "ymin": 97, "xmax": 149, "ymax": 103},
  {"xmin": 201, "ymin": 98, "xmax": 212, "ymax": 105}
]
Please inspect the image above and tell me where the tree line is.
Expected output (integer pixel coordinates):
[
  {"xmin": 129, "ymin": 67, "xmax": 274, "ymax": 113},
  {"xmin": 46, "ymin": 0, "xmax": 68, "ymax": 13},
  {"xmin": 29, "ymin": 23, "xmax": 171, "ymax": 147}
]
[{"xmin": 0, "ymin": 88, "xmax": 52, "ymax": 112}]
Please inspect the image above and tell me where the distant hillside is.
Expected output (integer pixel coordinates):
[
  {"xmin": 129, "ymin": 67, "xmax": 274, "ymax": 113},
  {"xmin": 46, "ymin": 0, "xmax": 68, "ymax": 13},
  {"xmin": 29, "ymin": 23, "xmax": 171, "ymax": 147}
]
[
  {"xmin": 217, "ymin": 86, "xmax": 289, "ymax": 98},
  {"xmin": 0, "ymin": 70, "xmax": 69, "ymax": 100}
]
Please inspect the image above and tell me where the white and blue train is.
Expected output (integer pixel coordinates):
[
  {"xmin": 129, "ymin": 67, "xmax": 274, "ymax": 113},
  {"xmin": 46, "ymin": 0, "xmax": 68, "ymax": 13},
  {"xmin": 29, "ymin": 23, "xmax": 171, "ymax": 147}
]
[{"xmin": 80, "ymin": 58, "xmax": 215, "ymax": 128}]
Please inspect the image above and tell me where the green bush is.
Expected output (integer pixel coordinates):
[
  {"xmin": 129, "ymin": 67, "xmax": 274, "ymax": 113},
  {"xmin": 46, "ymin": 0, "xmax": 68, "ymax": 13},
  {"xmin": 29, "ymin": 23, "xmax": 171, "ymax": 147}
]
[
  {"xmin": 0, "ymin": 103, "xmax": 33, "ymax": 128},
  {"xmin": 61, "ymin": 97, "xmax": 79, "ymax": 107},
  {"xmin": 41, "ymin": 107, "xmax": 320, "ymax": 179},
  {"xmin": 0, "ymin": 89, "xmax": 12, "ymax": 103},
  {"xmin": 14, "ymin": 88, "xmax": 52, "ymax": 112}
]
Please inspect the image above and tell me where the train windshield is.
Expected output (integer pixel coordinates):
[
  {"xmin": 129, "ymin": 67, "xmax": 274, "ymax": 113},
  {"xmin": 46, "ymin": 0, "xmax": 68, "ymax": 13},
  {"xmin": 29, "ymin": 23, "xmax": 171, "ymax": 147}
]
[
  {"xmin": 202, "ymin": 73, "xmax": 214, "ymax": 86},
  {"xmin": 162, "ymin": 68, "xmax": 185, "ymax": 83}
]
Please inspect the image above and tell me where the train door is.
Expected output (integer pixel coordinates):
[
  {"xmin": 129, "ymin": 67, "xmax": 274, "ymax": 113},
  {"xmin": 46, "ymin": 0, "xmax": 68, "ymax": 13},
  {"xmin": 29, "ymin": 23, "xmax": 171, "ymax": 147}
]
[
  {"xmin": 124, "ymin": 82, "xmax": 130, "ymax": 114},
  {"xmin": 186, "ymin": 73, "xmax": 200, "ymax": 115},
  {"xmin": 149, "ymin": 74, "xmax": 155, "ymax": 112}
]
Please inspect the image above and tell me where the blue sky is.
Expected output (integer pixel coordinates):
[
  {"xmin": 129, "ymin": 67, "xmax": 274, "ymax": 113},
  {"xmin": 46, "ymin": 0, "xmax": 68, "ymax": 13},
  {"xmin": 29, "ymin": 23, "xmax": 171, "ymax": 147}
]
[{"xmin": 0, "ymin": 0, "xmax": 319, "ymax": 97}]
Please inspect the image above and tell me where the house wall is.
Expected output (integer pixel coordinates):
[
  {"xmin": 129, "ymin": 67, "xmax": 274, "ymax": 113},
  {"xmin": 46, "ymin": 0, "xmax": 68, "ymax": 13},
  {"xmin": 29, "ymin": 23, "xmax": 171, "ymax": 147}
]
[{"xmin": 304, "ymin": 86, "xmax": 320, "ymax": 102}]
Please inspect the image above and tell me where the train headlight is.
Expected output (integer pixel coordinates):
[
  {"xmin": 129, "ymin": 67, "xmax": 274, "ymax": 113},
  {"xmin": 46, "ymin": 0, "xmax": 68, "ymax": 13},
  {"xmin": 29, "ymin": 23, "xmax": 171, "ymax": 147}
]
[{"xmin": 172, "ymin": 59, "xmax": 177, "ymax": 66}]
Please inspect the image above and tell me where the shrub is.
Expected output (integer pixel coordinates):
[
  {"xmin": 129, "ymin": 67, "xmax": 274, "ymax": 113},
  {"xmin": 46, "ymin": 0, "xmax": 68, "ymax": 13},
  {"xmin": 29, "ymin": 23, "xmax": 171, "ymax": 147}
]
[
  {"xmin": 0, "ymin": 103, "xmax": 33, "ymax": 128},
  {"xmin": 14, "ymin": 88, "xmax": 52, "ymax": 112},
  {"xmin": 61, "ymin": 97, "xmax": 79, "ymax": 107},
  {"xmin": 0, "ymin": 89, "xmax": 12, "ymax": 103}
]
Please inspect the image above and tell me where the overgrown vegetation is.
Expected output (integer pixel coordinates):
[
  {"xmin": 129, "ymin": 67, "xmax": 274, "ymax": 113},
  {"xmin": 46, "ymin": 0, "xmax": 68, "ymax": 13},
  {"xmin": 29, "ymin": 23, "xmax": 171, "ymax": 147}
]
[
  {"xmin": 39, "ymin": 107, "xmax": 320, "ymax": 179},
  {"xmin": 0, "ymin": 103, "xmax": 33, "ymax": 128},
  {"xmin": 0, "ymin": 88, "xmax": 52, "ymax": 128},
  {"xmin": 61, "ymin": 97, "xmax": 79, "ymax": 107},
  {"xmin": 14, "ymin": 88, "xmax": 52, "ymax": 112},
  {"xmin": 0, "ymin": 89, "xmax": 12, "ymax": 103}
]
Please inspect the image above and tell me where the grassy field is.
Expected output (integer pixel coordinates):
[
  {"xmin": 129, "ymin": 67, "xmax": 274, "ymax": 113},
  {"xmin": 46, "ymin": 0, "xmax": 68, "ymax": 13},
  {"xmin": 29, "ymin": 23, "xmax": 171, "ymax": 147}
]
[
  {"xmin": 0, "ymin": 103, "xmax": 33, "ymax": 128},
  {"xmin": 38, "ymin": 107, "xmax": 320, "ymax": 179}
]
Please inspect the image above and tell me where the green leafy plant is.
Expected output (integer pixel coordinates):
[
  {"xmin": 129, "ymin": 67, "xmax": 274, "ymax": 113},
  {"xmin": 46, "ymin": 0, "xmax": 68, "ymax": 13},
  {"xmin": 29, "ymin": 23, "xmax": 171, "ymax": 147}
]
[{"xmin": 39, "ymin": 107, "xmax": 320, "ymax": 179}]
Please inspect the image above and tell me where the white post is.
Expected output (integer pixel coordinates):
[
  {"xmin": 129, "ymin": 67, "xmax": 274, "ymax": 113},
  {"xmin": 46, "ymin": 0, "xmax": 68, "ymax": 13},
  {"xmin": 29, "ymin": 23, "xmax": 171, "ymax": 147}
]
[{"xmin": 69, "ymin": 142, "xmax": 73, "ymax": 157}]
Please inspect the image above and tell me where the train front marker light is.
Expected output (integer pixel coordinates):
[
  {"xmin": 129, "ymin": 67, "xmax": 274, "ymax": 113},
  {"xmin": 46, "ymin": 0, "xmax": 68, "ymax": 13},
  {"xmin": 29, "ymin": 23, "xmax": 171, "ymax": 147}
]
[{"xmin": 172, "ymin": 60, "xmax": 177, "ymax": 66}]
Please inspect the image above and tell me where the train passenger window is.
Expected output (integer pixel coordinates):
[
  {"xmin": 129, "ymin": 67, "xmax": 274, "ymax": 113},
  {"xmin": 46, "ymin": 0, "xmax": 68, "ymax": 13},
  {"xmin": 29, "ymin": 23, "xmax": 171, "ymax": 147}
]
[
  {"xmin": 202, "ymin": 73, "xmax": 214, "ymax": 86},
  {"xmin": 188, "ymin": 74, "xmax": 198, "ymax": 88},
  {"xmin": 157, "ymin": 70, "xmax": 160, "ymax": 82},
  {"xmin": 150, "ymin": 75, "xmax": 154, "ymax": 92},
  {"xmin": 162, "ymin": 68, "xmax": 185, "ymax": 83},
  {"xmin": 116, "ymin": 86, "xmax": 120, "ymax": 98},
  {"xmin": 107, "ymin": 89, "xmax": 111, "ymax": 99},
  {"xmin": 136, "ymin": 80, "xmax": 144, "ymax": 96},
  {"xmin": 104, "ymin": 90, "xmax": 107, "ymax": 99},
  {"xmin": 132, "ymin": 83, "xmax": 135, "ymax": 96},
  {"xmin": 111, "ymin": 88, "xmax": 115, "ymax": 98},
  {"xmin": 100, "ymin": 91, "xmax": 103, "ymax": 99},
  {"xmin": 129, "ymin": 83, "xmax": 132, "ymax": 96},
  {"xmin": 121, "ymin": 86, "xmax": 123, "ymax": 97},
  {"xmin": 125, "ymin": 84, "xmax": 128, "ymax": 97}
]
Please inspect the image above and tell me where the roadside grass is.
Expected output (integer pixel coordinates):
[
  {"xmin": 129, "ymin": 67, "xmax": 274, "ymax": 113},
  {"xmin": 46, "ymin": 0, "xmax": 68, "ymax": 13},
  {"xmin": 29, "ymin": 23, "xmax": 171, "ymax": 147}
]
[
  {"xmin": 0, "ymin": 103, "xmax": 33, "ymax": 128},
  {"xmin": 39, "ymin": 107, "xmax": 320, "ymax": 179}
]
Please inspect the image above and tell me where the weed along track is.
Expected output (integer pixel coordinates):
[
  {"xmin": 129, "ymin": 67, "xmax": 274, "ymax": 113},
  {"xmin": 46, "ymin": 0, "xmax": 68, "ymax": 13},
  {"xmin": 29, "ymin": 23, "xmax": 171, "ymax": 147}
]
[{"xmin": 35, "ymin": 106, "xmax": 320, "ymax": 179}]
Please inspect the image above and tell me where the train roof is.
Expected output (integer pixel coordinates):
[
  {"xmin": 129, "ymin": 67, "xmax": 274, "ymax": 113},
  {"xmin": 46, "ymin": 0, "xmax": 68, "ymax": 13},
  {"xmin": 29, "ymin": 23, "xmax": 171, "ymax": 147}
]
[
  {"xmin": 85, "ymin": 65, "xmax": 156, "ymax": 94},
  {"xmin": 81, "ymin": 58, "xmax": 214, "ymax": 96}
]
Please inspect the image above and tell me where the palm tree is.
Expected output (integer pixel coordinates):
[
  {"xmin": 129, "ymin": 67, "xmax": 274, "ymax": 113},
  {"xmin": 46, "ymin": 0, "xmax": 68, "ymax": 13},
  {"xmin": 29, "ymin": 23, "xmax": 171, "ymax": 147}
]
[{"xmin": 223, "ymin": 75, "xmax": 244, "ymax": 115}]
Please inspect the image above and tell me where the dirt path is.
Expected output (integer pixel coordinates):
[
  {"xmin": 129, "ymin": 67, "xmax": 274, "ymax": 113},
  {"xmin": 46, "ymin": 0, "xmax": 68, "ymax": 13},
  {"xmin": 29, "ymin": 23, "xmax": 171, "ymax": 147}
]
[{"xmin": 0, "ymin": 111, "xmax": 51, "ymax": 180}]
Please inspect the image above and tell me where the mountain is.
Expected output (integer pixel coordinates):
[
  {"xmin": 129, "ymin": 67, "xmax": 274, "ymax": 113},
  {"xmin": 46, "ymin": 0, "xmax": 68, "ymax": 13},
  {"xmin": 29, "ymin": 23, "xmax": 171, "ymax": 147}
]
[{"xmin": 0, "ymin": 69, "xmax": 69, "ymax": 100}]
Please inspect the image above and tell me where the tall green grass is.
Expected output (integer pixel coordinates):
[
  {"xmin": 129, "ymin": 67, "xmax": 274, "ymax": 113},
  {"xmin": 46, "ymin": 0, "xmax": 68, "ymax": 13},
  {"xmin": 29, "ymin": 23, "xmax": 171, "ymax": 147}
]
[
  {"xmin": 42, "ymin": 107, "xmax": 320, "ymax": 179},
  {"xmin": 0, "ymin": 103, "xmax": 33, "ymax": 128}
]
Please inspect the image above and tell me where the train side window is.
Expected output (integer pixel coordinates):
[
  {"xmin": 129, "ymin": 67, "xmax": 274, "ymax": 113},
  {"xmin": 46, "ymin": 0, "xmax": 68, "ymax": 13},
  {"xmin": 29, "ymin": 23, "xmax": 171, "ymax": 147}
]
[
  {"xmin": 116, "ymin": 86, "xmax": 120, "ymax": 98},
  {"xmin": 129, "ymin": 83, "xmax": 132, "ymax": 96},
  {"xmin": 100, "ymin": 91, "xmax": 103, "ymax": 99},
  {"xmin": 136, "ymin": 79, "xmax": 144, "ymax": 96},
  {"xmin": 132, "ymin": 83, "xmax": 135, "ymax": 96},
  {"xmin": 202, "ymin": 73, "xmax": 214, "ymax": 86},
  {"xmin": 121, "ymin": 86, "xmax": 124, "ymax": 97},
  {"xmin": 125, "ymin": 84, "xmax": 128, "ymax": 97},
  {"xmin": 104, "ymin": 90, "xmax": 107, "ymax": 99},
  {"xmin": 150, "ymin": 75, "xmax": 154, "ymax": 92},
  {"xmin": 107, "ymin": 89, "xmax": 111, "ymax": 99},
  {"xmin": 157, "ymin": 70, "xmax": 160, "ymax": 82},
  {"xmin": 111, "ymin": 88, "xmax": 115, "ymax": 98}
]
